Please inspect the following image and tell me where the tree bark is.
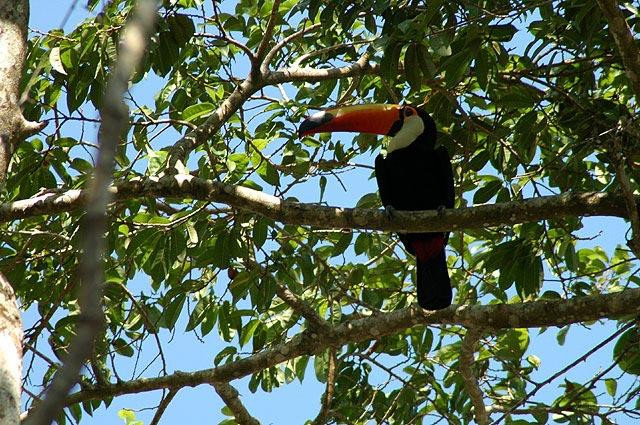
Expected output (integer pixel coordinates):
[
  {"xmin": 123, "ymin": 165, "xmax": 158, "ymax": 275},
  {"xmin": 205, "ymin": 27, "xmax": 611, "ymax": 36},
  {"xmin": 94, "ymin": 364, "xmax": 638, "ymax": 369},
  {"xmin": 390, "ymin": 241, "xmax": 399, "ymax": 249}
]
[
  {"xmin": 0, "ymin": 273, "xmax": 22, "ymax": 425},
  {"xmin": 0, "ymin": 1, "xmax": 44, "ymax": 183},
  {"xmin": 0, "ymin": 2, "xmax": 39, "ymax": 424}
]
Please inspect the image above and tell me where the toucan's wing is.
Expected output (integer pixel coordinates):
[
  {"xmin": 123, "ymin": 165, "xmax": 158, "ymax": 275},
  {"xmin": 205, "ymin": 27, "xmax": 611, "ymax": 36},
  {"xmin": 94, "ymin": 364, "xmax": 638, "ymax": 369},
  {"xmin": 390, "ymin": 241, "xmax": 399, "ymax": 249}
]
[
  {"xmin": 435, "ymin": 146, "xmax": 455, "ymax": 209},
  {"xmin": 374, "ymin": 154, "xmax": 391, "ymax": 206}
]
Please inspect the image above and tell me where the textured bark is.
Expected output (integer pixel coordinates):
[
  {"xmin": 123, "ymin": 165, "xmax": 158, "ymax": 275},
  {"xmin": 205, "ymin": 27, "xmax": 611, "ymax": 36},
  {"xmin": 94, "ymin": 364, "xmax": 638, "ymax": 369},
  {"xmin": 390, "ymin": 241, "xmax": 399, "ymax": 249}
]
[
  {"xmin": 63, "ymin": 288, "xmax": 640, "ymax": 406},
  {"xmin": 0, "ymin": 0, "xmax": 45, "ymax": 182},
  {"xmin": 0, "ymin": 273, "xmax": 22, "ymax": 425},
  {"xmin": 596, "ymin": 0, "xmax": 640, "ymax": 99},
  {"xmin": 0, "ymin": 2, "xmax": 39, "ymax": 424},
  {"xmin": 459, "ymin": 328, "xmax": 489, "ymax": 425},
  {"xmin": 212, "ymin": 382, "xmax": 260, "ymax": 425},
  {"xmin": 0, "ymin": 174, "xmax": 633, "ymax": 232}
]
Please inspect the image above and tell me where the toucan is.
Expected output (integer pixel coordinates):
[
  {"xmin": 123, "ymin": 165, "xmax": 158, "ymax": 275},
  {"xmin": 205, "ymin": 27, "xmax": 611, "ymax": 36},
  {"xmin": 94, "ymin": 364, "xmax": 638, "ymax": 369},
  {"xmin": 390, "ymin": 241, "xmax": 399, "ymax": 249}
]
[{"xmin": 298, "ymin": 104, "xmax": 454, "ymax": 310}]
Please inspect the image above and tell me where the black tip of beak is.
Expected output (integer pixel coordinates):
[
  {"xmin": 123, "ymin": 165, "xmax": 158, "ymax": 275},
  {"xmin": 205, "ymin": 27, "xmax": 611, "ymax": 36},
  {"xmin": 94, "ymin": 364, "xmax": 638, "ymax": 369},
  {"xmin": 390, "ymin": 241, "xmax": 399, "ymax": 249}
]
[{"xmin": 298, "ymin": 110, "xmax": 334, "ymax": 137}]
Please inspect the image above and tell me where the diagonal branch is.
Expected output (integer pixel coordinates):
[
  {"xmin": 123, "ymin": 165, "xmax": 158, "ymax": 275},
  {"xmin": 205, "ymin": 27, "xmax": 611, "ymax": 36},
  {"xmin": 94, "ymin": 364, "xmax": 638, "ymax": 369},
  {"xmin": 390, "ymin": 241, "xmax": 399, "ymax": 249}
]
[
  {"xmin": 254, "ymin": 0, "xmax": 282, "ymax": 65},
  {"xmin": 149, "ymin": 389, "xmax": 178, "ymax": 425},
  {"xmin": 459, "ymin": 327, "xmax": 489, "ymax": 425},
  {"xmin": 0, "ymin": 175, "xmax": 635, "ymax": 232},
  {"xmin": 22, "ymin": 2, "xmax": 158, "ymax": 425},
  {"xmin": 262, "ymin": 22, "xmax": 322, "ymax": 72},
  {"xmin": 596, "ymin": 0, "xmax": 640, "ymax": 99},
  {"xmin": 212, "ymin": 381, "xmax": 260, "ymax": 425},
  {"xmin": 63, "ymin": 288, "xmax": 640, "ymax": 406}
]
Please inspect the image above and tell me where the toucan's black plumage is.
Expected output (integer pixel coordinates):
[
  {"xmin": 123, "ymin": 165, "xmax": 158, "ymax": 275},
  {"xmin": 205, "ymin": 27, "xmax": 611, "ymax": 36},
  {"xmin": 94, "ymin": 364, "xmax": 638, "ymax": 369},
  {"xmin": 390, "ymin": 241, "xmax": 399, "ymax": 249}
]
[
  {"xmin": 374, "ymin": 107, "xmax": 454, "ymax": 310},
  {"xmin": 299, "ymin": 104, "xmax": 455, "ymax": 310}
]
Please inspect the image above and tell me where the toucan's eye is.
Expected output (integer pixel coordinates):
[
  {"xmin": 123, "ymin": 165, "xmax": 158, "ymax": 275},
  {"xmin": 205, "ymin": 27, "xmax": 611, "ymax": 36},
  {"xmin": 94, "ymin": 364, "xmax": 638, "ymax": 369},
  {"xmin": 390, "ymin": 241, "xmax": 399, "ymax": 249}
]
[{"xmin": 404, "ymin": 108, "xmax": 414, "ymax": 117}]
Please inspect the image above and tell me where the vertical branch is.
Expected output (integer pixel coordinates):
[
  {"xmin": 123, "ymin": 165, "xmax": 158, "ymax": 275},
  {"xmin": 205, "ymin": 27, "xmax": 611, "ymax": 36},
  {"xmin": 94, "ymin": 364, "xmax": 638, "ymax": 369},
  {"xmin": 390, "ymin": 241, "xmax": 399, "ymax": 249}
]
[
  {"xmin": 459, "ymin": 327, "xmax": 489, "ymax": 425},
  {"xmin": 0, "ymin": 272, "xmax": 22, "ymax": 425},
  {"xmin": 311, "ymin": 348, "xmax": 337, "ymax": 425},
  {"xmin": 212, "ymin": 381, "xmax": 260, "ymax": 425},
  {"xmin": 0, "ymin": 0, "xmax": 45, "ymax": 183},
  {"xmin": 255, "ymin": 0, "xmax": 283, "ymax": 71},
  {"xmin": 23, "ymin": 2, "xmax": 158, "ymax": 424},
  {"xmin": 596, "ymin": 0, "xmax": 640, "ymax": 99},
  {"xmin": 613, "ymin": 136, "xmax": 640, "ymax": 257}
]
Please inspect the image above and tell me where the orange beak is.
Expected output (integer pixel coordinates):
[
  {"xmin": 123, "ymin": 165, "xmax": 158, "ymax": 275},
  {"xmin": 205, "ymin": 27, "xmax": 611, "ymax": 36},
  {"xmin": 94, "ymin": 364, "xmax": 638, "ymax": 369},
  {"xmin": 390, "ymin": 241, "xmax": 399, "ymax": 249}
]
[{"xmin": 298, "ymin": 104, "xmax": 403, "ymax": 137}]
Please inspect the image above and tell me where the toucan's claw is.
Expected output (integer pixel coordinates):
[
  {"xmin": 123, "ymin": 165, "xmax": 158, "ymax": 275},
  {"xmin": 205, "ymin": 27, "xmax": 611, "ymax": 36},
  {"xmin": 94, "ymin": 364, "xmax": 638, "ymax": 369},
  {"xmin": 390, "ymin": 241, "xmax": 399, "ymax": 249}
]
[
  {"xmin": 384, "ymin": 205, "xmax": 396, "ymax": 221},
  {"xmin": 437, "ymin": 205, "xmax": 446, "ymax": 216}
]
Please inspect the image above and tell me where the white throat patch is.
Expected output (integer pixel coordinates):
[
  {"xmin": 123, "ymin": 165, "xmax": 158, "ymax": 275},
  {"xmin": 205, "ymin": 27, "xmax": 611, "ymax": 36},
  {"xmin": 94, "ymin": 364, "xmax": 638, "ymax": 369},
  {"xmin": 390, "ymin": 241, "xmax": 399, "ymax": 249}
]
[{"xmin": 387, "ymin": 115, "xmax": 424, "ymax": 153}]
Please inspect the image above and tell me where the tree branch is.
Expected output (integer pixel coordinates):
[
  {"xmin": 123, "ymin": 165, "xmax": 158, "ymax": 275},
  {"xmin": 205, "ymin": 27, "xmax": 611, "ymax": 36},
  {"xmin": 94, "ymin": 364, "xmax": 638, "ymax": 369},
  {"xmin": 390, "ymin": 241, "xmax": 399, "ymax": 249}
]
[
  {"xmin": 149, "ymin": 389, "xmax": 178, "ymax": 425},
  {"xmin": 0, "ymin": 175, "xmax": 635, "ymax": 232},
  {"xmin": 265, "ymin": 52, "xmax": 371, "ymax": 85},
  {"xmin": 23, "ymin": 2, "xmax": 158, "ymax": 425},
  {"xmin": 0, "ymin": 0, "xmax": 45, "ymax": 184},
  {"xmin": 459, "ymin": 327, "xmax": 489, "ymax": 425},
  {"xmin": 263, "ymin": 22, "xmax": 322, "ymax": 71},
  {"xmin": 613, "ymin": 137, "xmax": 640, "ymax": 256},
  {"xmin": 0, "ymin": 272, "xmax": 22, "ymax": 425},
  {"xmin": 254, "ymin": 0, "xmax": 282, "ymax": 64},
  {"xmin": 212, "ymin": 381, "xmax": 260, "ymax": 425},
  {"xmin": 63, "ymin": 288, "xmax": 640, "ymax": 406},
  {"xmin": 596, "ymin": 0, "xmax": 640, "ymax": 99},
  {"xmin": 311, "ymin": 348, "xmax": 337, "ymax": 425}
]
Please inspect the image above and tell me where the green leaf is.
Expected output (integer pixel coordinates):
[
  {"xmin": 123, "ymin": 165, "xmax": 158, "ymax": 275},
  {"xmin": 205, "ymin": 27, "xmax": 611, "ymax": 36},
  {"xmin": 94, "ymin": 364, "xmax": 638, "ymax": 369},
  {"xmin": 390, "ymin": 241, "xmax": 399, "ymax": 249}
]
[
  {"xmin": 404, "ymin": 43, "xmax": 422, "ymax": 90},
  {"xmin": 332, "ymin": 232, "xmax": 352, "ymax": 257},
  {"xmin": 443, "ymin": 50, "xmax": 473, "ymax": 86},
  {"xmin": 473, "ymin": 178, "xmax": 502, "ymax": 204},
  {"xmin": 613, "ymin": 328, "xmax": 640, "ymax": 375},
  {"xmin": 488, "ymin": 24, "xmax": 517, "ymax": 41},
  {"xmin": 556, "ymin": 326, "xmax": 569, "ymax": 346},
  {"xmin": 239, "ymin": 319, "xmax": 260, "ymax": 347},
  {"xmin": 314, "ymin": 351, "xmax": 328, "ymax": 383},
  {"xmin": 253, "ymin": 218, "xmax": 269, "ymax": 249},
  {"xmin": 380, "ymin": 41, "xmax": 402, "ymax": 83},
  {"xmin": 182, "ymin": 103, "xmax": 215, "ymax": 122},
  {"xmin": 257, "ymin": 162, "xmax": 280, "ymax": 186},
  {"xmin": 605, "ymin": 378, "xmax": 617, "ymax": 397},
  {"xmin": 475, "ymin": 48, "xmax": 489, "ymax": 90}
]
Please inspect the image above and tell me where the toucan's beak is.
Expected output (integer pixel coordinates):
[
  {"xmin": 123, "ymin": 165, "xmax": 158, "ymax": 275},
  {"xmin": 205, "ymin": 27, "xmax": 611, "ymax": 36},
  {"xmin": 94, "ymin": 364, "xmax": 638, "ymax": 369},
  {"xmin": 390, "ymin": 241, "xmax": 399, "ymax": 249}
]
[{"xmin": 298, "ymin": 104, "xmax": 402, "ymax": 138}]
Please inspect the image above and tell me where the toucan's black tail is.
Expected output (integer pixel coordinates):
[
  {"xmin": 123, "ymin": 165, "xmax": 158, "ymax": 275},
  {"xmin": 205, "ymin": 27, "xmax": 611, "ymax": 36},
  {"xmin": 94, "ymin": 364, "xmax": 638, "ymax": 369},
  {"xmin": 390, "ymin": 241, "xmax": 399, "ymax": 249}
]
[{"xmin": 416, "ymin": 249, "xmax": 452, "ymax": 310}]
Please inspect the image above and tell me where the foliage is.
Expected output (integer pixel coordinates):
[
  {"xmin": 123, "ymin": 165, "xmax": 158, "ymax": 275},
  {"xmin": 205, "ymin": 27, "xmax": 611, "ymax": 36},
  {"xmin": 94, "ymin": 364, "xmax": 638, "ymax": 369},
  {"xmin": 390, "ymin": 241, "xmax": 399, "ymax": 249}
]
[{"xmin": 5, "ymin": 0, "xmax": 640, "ymax": 423}]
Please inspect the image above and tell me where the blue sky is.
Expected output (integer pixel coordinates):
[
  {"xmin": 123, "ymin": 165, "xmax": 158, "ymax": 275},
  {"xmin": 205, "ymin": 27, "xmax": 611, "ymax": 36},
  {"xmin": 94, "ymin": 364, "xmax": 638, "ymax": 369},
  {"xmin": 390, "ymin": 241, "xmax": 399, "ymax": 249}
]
[{"xmin": 23, "ymin": 1, "xmax": 634, "ymax": 424}]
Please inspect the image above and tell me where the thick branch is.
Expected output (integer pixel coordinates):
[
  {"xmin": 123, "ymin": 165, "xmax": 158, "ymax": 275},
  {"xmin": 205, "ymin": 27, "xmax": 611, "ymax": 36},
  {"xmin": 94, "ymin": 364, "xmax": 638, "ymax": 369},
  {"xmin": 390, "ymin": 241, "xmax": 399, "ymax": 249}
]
[
  {"xmin": 265, "ymin": 52, "xmax": 371, "ymax": 85},
  {"xmin": 459, "ymin": 328, "xmax": 489, "ymax": 425},
  {"xmin": 0, "ymin": 272, "xmax": 22, "ymax": 425},
  {"xmin": 0, "ymin": 175, "xmax": 634, "ymax": 232},
  {"xmin": 64, "ymin": 288, "xmax": 640, "ymax": 406},
  {"xmin": 596, "ymin": 0, "xmax": 640, "ymax": 99},
  {"xmin": 212, "ymin": 382, "xmax": 260, "ymax": 425},
  {"xmin": 0, "ymin": 0, "xmax": 45, "ymax": 183},
  {"xmin": 23, "ymin": 2, "xmax": 157, "ymax": 425}
]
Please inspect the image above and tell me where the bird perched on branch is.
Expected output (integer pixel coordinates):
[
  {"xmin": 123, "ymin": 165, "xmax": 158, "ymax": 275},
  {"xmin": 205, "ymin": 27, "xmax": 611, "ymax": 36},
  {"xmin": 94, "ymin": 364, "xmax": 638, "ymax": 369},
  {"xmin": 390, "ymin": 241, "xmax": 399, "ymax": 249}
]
[{"xmin": 299, "ymin": 104, "xmax": 454, "ymax": 310}]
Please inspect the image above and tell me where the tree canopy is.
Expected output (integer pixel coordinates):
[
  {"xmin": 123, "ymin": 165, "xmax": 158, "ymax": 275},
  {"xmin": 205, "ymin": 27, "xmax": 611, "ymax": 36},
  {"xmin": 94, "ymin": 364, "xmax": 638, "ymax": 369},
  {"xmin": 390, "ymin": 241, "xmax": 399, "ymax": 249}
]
[{"xmin": 3, "ymin": 0, "xmax": 640, "ymax": 424}]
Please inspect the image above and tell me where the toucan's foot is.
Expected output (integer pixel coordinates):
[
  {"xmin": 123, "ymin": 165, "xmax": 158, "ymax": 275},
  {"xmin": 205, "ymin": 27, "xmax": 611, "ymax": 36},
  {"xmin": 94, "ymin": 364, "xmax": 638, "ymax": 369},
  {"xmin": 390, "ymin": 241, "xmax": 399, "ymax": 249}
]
[
  {"xmin": 384, "ymin": 205, "xmax": 396, "ymax": 220},
  {"xmin": 436, "ymin": 205, "xmax": 446, "ymax": 216}
]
